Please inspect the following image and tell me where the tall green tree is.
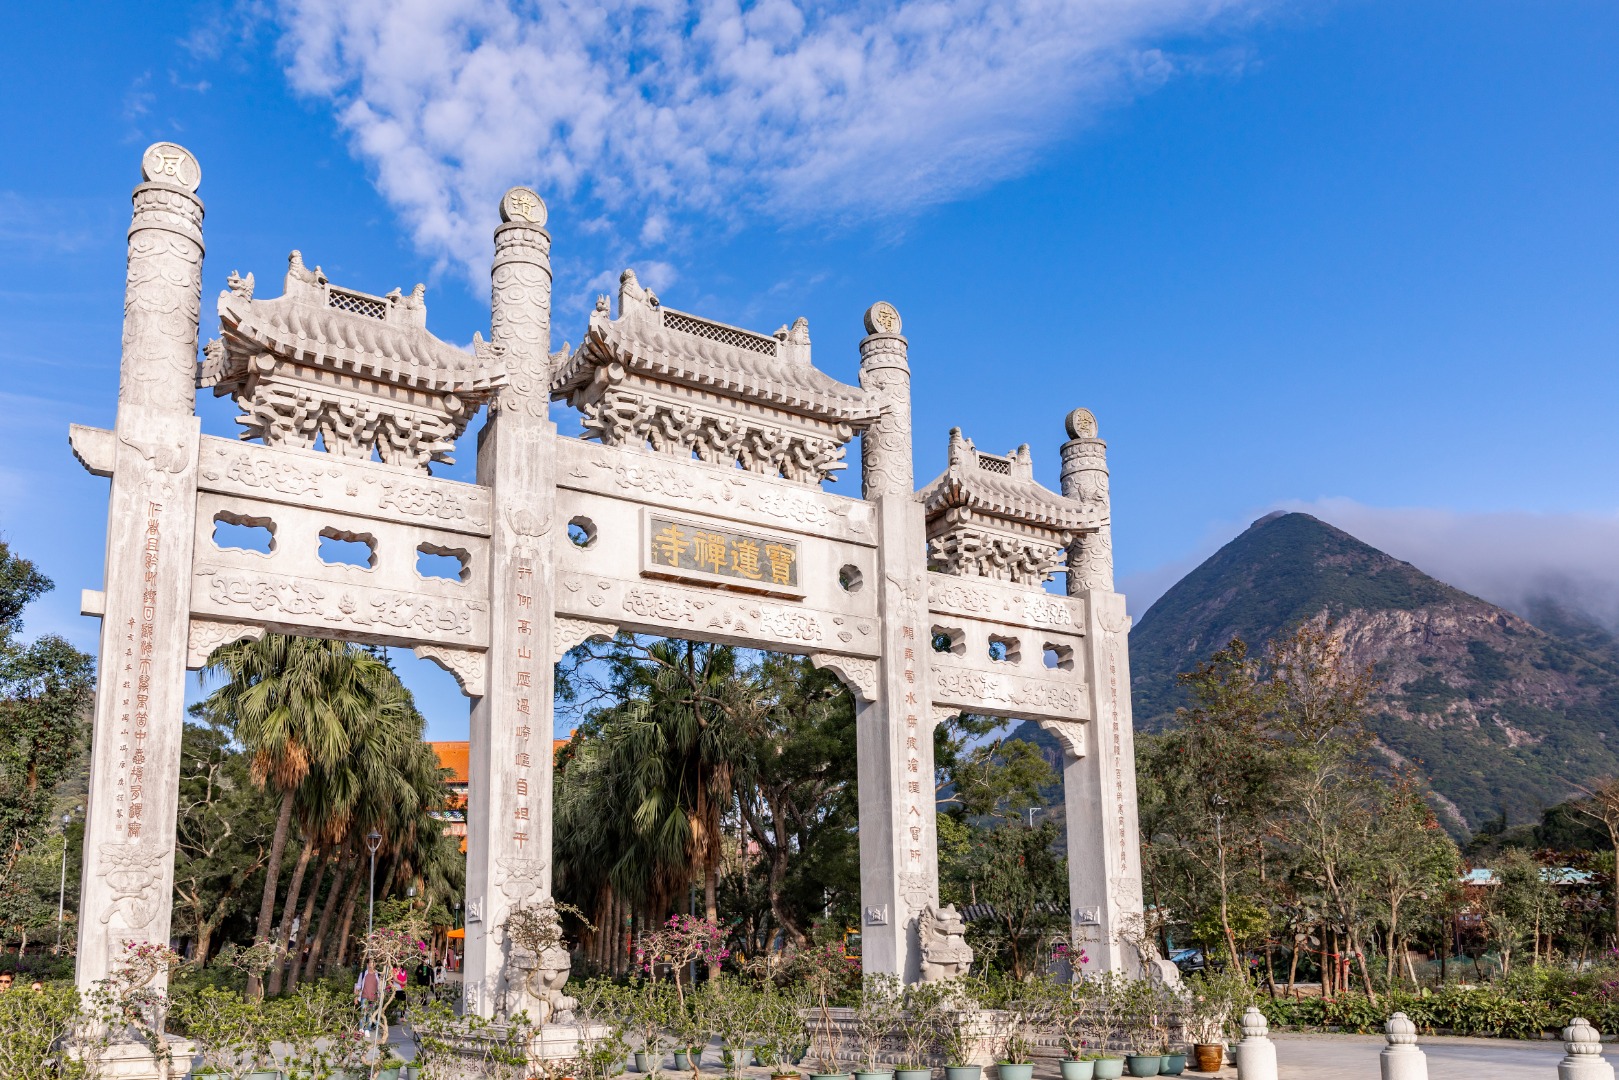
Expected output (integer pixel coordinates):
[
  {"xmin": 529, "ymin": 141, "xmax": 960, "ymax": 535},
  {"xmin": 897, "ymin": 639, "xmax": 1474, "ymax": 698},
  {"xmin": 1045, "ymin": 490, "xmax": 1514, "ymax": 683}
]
[
  {"xmin": 0, "ymin": 542, "xmax": 92, "ymax": 933},
  {"xmin": 199, "ymin": 634, "xmax": 402, "ymax": 997}
]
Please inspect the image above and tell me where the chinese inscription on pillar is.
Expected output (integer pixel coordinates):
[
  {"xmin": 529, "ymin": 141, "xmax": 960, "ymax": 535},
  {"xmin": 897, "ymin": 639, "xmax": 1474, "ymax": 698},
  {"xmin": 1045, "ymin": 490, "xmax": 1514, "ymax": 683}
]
[
  {"xmin": 514, "ymin": 554, "xmax": 535, "ymax": 850},
  {"xmin": 902, "ymin": 624, "xmax": 924, "ymax": 869},
  {"xmin": 119, "ymin": 499, "xmax": 163, "ymax": 839}
]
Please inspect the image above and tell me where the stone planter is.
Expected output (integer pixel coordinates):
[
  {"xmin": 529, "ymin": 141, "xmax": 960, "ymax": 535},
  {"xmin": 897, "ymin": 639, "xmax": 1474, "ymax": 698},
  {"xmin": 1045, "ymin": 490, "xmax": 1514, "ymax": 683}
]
[
  {"xmin": 945, "ymin": 1066, "xmax": 983, "ymax": 1080},
  {"xmin": 1159, "ymin": 1054, "xmax": 1186, "ymax": 1076},
  {"xmin": 1093, "ymin": 1059, "xmax": 1126, "ymax": 1080},
  {"xmin": 634, "ymin": 1052, "xmax": 655, "ymax": 1072},
  {"xmin": 1060, "ymin": 1060, "xmax": 1096, "ymax": 1080},
  {"xmin": 726, "ymin": 1048, "xmax": 757, "ymax": 1070},
  {"xmin": 1126, "ymin": 1055, "xmax": 1162, "ymax": 1077},
  {"xmin": 1192, "ymin": 1045, "xmax": 1223, "ymax": 1073},
  {"xmin": 997, "ymin": 1065, "xmax": 1035, "ymax": 1080},
  {"xmin": 674, "ymin": 1051, "xmax": 698, "ymax": 1070}
]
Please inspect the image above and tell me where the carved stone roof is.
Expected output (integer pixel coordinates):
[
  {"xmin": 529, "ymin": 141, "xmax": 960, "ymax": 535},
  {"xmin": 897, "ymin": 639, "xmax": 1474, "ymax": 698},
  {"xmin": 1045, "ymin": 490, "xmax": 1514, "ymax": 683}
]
[
  {"xmin": 200, "ymin": 251, "xmax": 507, "ymax": 400},
  {"xmin": 550, "ymin": 269, "xmax": 880, "ymax": 427},
  {"xmin": 919, "ymin": 429, "xmax": 1104, "ymax": 535}
]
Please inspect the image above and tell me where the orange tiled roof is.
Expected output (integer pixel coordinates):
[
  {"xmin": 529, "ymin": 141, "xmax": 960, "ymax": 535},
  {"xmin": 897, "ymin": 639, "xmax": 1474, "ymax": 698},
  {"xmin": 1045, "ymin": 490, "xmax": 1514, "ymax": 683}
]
[
  {"xmin": 429, "ymin": 741, "xmax": 470, "ymax": 785},
  {"xmin": 429, "ymin": 738, "xmax": 573, "ymax": 786}
]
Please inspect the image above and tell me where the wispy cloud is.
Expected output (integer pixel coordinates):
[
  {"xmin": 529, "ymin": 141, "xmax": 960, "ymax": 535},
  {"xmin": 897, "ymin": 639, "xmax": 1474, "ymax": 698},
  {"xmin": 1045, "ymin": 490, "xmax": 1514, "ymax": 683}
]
[
  {"xmin": 274, "ymin": 0, "xmax": 1271, "ymax": 281},
  {"xmin": 1122, "ymin": 498, "xmax": 1619, "ymax": 633}
]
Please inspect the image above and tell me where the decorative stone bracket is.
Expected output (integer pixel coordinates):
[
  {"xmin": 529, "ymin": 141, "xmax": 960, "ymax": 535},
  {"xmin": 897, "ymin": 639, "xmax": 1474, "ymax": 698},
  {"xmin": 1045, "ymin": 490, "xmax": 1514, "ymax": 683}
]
[
  {"xmin": 186, "ymin": 618, "xmax": 267, "ymax": 669},
  {"xmin": 809, "ymin": 652, "xmax": 877, "ymax": 703},
  {"xmin": 414, "ymin": 644, "xmax": 487, "ymax": 698}
]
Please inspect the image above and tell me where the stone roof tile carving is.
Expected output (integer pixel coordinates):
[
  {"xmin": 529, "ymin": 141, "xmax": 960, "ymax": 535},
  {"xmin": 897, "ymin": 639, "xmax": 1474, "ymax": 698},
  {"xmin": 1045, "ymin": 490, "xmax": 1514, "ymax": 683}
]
[
  {"xmin": 204, "ymin": 254, "xmax": 506, "ymax": 398},
  {"xmin": 549, "ymin": 268, "xmax": 878, "ymax": 486},
  {"xmin": 198, "ymin": 252, "xmax": 507, "ymax": 472},
  {"xmin": 551, "ymin": 270, "xmax": 879, "ymax": 427},
  {"xmin": 919, "ymin": 429, "xmax": 1104, "ymax": 533},
  {"xmin": 920, "ymin": 429, "xmax": 1104, "ymax": 585}
]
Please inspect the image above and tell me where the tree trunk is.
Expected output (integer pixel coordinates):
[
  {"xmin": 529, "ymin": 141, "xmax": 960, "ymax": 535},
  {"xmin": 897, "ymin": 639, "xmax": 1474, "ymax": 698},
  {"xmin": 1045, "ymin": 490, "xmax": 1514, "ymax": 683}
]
[
  {"xmin": 303, "ymin": 846, "xmax": 351, "ymax": 982},
  {"xmin": 1349, "ymin": 929, "xmax": 1378, "ymax": 1002},
  {"xmin": 269, "ymin": 841, "xmax": 315, "ymax": 995},
  {"xmin": 1286, "ymin": 935, "xmax": 1300, "ymax": 997},
  {"xmin": 334, "ymin": 869, "xmax": 365, "ymax": 967},
  {"xmin": 248, "ymin": 789, "xmax": 296, "ymax": 1000},
  {"xmin": 286, "ymin": 850, "xmax": 329, "ymax": 991}
]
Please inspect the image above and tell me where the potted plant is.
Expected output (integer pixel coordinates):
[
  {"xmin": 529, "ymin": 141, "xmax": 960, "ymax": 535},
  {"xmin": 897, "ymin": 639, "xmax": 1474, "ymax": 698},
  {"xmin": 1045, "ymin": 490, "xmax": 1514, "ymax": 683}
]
[
  {"xmin": 894, "ymin": 981, "xmax": 944, "ymax": 1080},
  {"xmin": 670, "ymin": 989, "xmax": 710, "ymax": 1075},
  {"xmin": 1156, "ymin": 984, "xmax": 1187, "ymax": 1077},
  {"xmin": 1122, "ymin": 980, "xmax": 1163, "ymax": 1078},
  {"xmin": 784, "ymin": 941, "xmax": 859, "ymax": 1080},
  {"xmin": 574, "ymin": 977, "xmax": 634, "ymax": 1080},
  {"xmin": 707, "ymin": 977, "xmax": 761, "ymax": 1077},
  {"xmin": 628, "ymin": 978, "xmax": 675, "ymax": 1077},
  {"xmin": 1183, "ymin": 969, "xmax": 1243, "ymax": 1074},
  {"xmin": 755, "ymin": 984, "xmax": 811, "ymax": 1080},
  {"xmin": 1085, "ymin": 973, "xmax": 1126, "ymax": 1080},
  {"xmin": 984, "ymin": 976, "xmax": 1044, "ymax": 1080},
  {"xmin": 854, "ymin": 974, "xmax": 904, "ymax": 1080},
  {"xmin": 1052, "ymin": 976, "xmax": 1097, "ymax": 1080},
  {"xmin": 937, "ymin": 980, "xmax": 983, "ymax": 1080}
]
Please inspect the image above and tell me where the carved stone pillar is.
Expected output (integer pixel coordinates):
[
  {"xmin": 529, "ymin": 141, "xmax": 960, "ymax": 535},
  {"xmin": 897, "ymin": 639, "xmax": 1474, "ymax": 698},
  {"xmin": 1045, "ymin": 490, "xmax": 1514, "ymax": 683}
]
[
  {"xmin": 77, "ymin": 144, "xmax": 205, "ymax": 991},
  {"xmin": 465, "ymin": 187, "xmax": 561, "ymax": 1019},
  {"xmin": 856, "ymin": 303, "xmax": 937, "ymax": 981},
  {"xmin": 1059, "ymin": 408, "xmax": 1112, "ymax": 594}
]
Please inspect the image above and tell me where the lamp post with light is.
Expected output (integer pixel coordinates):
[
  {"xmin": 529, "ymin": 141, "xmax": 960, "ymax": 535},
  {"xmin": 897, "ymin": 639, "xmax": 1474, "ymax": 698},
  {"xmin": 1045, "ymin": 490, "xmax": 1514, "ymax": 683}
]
[
  {"xmin": 55, "ymin": 811, "xmax": 72, "ymax": 954},
  {"xmin": 366, "ymin": 830, "xmax": 383, "ymax": 937}
]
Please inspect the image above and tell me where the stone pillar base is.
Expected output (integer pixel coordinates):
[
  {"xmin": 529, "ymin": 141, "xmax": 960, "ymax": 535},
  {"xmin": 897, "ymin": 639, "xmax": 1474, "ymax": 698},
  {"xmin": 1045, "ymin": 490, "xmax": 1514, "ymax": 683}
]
[
  {"xmin": 435, "ymin": 1020, "xmax": 609, "ymax": 1077},
  {"xmin": 88, "ymin": 1038, "xmax": 196, "ymax": 1080}
]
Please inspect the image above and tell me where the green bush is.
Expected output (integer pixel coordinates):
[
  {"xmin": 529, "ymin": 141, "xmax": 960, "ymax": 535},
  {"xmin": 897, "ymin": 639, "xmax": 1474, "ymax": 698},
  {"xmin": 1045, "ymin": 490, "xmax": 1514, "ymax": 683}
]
[{"xmin": 1260, "ymin": 985, "xmax": 1573, "ymax": 1040}]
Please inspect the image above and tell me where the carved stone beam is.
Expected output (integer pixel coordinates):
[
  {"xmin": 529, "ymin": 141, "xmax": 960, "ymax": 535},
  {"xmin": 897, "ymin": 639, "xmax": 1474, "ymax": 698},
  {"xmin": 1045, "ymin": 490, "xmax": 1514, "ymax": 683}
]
[
  {"xmin": 554, "ymin": 618, "xmax": 619, "ymax": 662},
  {"xmin": 186, "ymin": 619, "xmax": 267, "ymax": 670},
  {"xmin": 809, "ymin": 652, "xmax": 877, "ymax": 704},
  {"xmin": 1039, "ymin": 719, "xmax": 1088, "ymax": 760},
  {"xmin": 414, "ymin": 644, "xmax": 488, "ymax": 698}
]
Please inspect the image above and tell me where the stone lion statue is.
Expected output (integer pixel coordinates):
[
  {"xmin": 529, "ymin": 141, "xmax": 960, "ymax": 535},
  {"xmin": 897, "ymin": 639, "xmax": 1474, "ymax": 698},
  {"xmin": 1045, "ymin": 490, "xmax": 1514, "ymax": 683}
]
[{"xmin": 918, "ymin": 902, "xmax": 975, "ymax": 982}]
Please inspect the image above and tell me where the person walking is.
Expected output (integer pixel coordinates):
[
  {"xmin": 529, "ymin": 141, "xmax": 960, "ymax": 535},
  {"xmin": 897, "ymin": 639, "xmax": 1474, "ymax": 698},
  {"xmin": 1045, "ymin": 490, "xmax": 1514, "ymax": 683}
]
[{"xmin": 355, "ymin": 963, "xmax": 380, "ymax": 1034}]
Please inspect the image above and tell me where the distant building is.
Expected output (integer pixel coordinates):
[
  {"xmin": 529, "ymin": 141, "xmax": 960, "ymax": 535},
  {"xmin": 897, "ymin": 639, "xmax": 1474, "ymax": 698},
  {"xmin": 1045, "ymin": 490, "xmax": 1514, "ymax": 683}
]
[{"xmin": 429, "ymin": 739, "xmax": 572, "ymax": 850}]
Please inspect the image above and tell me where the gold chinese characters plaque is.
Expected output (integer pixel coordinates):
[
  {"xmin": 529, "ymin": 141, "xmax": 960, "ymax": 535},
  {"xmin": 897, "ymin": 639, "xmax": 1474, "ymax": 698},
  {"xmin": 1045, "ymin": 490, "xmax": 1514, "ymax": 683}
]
[{"xmin": 644, "ymin": 514, "xmax": 801, "ymax": 595}]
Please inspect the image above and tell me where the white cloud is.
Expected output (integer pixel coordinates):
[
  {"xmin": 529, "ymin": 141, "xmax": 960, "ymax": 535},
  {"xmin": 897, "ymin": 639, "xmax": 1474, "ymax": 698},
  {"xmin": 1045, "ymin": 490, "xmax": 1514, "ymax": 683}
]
[
  {"xmin": 1122, "ymin": 498, "xmax": 1619, "ymax": 633},
  {"xmin": 274, "ymin": 0, "xmax": 1271, "ymax": 281},
  {"xmin": 1287, "ymin": 498, "xmax": 1619, "ymax": 632}
]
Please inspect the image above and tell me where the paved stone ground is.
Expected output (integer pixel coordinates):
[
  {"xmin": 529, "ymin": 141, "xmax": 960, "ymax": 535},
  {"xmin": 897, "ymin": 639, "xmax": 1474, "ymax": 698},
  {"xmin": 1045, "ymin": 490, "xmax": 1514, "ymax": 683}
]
[{"xmin": 1265, "ymin": 1032, "xmax": 1601, "ymax": 1080}]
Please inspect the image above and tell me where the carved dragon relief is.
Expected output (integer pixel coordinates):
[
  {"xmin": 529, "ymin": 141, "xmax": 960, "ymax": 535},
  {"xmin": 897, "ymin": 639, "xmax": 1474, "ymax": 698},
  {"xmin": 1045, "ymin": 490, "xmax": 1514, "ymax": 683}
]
[{"xmin": 413, "ymin": 645, "xmax": 487, "ymax": 698}]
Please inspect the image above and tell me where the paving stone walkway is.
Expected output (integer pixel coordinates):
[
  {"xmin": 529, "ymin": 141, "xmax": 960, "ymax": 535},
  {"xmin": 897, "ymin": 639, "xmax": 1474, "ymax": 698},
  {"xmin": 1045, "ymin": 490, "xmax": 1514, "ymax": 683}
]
[{"xmin": 1265, "ymin": 1032, "xmax": 1605, "ymax": 1080}]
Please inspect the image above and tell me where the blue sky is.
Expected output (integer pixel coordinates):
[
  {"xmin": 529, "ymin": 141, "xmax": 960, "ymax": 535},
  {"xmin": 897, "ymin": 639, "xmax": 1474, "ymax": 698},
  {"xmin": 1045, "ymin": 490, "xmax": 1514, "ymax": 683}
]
[{"xmin": 4, "ymin": 1, "xmax": 1618, "ymax": 738}]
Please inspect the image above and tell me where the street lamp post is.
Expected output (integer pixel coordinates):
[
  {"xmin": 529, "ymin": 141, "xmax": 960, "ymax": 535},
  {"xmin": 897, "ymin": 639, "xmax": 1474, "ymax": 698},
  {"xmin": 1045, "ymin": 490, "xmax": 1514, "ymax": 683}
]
[
  {"xmin": 55, "ymin": 812, "xmax": 71, "ymax": 955},
  {"xmin": 366, "ymin": 830, "xmax": 383, "ymax": 937}
]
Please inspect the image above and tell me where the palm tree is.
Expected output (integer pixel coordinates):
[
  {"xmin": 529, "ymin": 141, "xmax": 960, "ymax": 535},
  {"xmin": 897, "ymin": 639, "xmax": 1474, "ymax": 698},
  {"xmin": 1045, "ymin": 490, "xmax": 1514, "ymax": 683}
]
[{"xmin": 200, "ymin": 634, "xmax": 400, "ymax": 998}]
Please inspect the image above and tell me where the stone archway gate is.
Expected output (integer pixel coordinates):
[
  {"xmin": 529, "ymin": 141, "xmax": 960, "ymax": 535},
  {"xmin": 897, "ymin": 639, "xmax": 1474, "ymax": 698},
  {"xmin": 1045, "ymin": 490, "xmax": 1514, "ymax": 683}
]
[{"xmin": 69, "ymin": 144, "xmax": 1150, "ymax": 1017}]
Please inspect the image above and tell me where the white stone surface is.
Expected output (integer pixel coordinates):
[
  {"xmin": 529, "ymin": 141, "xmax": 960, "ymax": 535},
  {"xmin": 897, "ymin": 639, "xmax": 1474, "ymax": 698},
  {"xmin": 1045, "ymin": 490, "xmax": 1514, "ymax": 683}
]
[
  {"xmin": 70, "ymin": 151, "xmax": 1157, "ymax": 1012},
  {"xmin": 1380, "ymin": 1012, "xmax": 1427, "ymax": 1080},
  {"xmin": 1236, "ymin": 1008, "xmax": 1279, "ymax": 1080},
  {"xmin": 1559, "ymin": 1020, "xmax": 1615, "ymax": 1080},
  {"xmin": 76, "ymin": 147, "xmax": 206, "ymax": 994}
]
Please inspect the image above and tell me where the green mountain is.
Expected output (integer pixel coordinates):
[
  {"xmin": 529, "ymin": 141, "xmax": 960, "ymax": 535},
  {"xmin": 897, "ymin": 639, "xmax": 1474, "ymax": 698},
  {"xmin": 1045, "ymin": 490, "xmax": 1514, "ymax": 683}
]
[{"xmin": 1129, "ymin": 512, "xmax": 1619, "ymax": 832}]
